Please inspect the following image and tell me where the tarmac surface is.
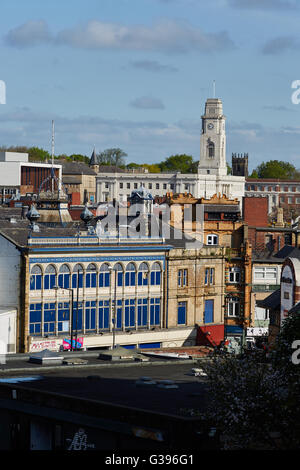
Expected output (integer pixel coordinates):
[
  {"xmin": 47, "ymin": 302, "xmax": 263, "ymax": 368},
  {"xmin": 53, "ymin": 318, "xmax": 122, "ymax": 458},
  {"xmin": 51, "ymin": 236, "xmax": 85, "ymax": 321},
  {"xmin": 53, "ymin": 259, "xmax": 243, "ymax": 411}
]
[{"xmin": 0, "ymin": 351, "xmax": 210, "ymax": 417}]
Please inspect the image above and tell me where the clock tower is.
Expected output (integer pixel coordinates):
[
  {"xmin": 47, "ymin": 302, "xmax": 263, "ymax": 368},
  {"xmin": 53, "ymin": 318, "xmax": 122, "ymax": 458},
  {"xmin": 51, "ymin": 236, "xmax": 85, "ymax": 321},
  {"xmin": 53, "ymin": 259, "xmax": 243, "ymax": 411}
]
[{"xmin": 198, "ymin": 98, "xmax": 227, "ymax": 176}]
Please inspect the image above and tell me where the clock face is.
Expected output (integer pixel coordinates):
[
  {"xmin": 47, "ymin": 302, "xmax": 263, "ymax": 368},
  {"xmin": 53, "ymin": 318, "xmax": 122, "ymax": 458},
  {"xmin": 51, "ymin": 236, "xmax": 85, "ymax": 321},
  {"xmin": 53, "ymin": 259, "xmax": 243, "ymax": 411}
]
[{"xmin": 207, "ymin": 123, "xmax": 214, "ymax": 130}]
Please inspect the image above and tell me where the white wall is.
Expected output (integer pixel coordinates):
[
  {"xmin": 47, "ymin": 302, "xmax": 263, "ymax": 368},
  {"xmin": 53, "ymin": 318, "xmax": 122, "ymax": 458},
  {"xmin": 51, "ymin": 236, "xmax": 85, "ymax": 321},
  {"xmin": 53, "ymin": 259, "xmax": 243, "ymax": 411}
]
[
  {"xmin": 0, "ymin": 235, "xmax": 21, "ymax": 307},
  {"xmin": 0, "ymin": 151, "xmax": 28, "ymax": 162},
  {"xmin": 0, "ymin": 162, "xmax": 21, "ymax": 186}
]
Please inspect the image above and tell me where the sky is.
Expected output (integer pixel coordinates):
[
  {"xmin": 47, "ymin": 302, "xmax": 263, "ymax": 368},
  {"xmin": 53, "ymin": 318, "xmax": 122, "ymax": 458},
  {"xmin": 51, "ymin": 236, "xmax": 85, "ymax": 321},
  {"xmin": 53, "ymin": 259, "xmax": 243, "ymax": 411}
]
[{"xmin": 0, "ymin": 0, "xmax": 300, "ymax": 172}]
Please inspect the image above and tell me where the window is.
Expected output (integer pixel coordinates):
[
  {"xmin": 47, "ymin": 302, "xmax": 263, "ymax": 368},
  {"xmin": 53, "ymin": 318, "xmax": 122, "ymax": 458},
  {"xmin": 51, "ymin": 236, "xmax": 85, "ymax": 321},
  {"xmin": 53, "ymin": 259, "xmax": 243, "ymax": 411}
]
[
  {"xmin": 44, "ymin": 265, "xmax": 56, "ymax": 290},
  {"xmin": 156, "ymin": 183, "xmax": 159, "ymax": 189},
  {"xmin": 207, "ymin": 234, "xmax": 218, "ymax": 245},
  {"xmin": 29, "ymin": 303, "xmax": 42, "ymax": 335},
  {"xmin": 177, "ymin": 301, "xmax": 187, "ymax": 325},
  {"xmin": 30, "ymin": 265, "xmax": 42, "ymax": 291},
  {"xmin": 254, "ymin": 266, "xmax": 277, "ymax": 281},
  {"xmin": 72, "ymin": 301, "xmax": 83, "ymax": 331},
  {"xmin": 125, "ymin": 263, "xmax": 136, "ymax": 287},
  {"xmin": 115, "ymin": 263, "xmax": 124, "ymax": 287},
  {"xmin": 148, "ymin": 183, "xmax": 152, "ymax": 189},
  {"xmin": 228, "ymin": 267, "xmax": 241, "ymax": 283},
  {"xmin": 120, "ymin": 182, "xmax": 123, "ymax": 189},
  {"xmin": 178, "ymin": 269, "xmax": 188, "ymax": 287},
  {"xmin": 99, "ymin": 300, "xmax": 109, "ymax": 330},
  {"xmin": 85, "ymin": 264, "xmax": 97, "ymax": 288},
  {"xmin": 208, "ymin": 140, "xmax": 215, "ymax": 158},
  {"xmin": 85, "ymin": 301, "xmax": 96, "ymax": 330},
  {"xmin": 184, "ymin": 184, "xmax": 189, "ymax": 191},
  {"xmin": 150, "ymin": 298, "xmax": 160, "ymax": 325},
  {"xmin": 127, "ymin": 182, "xmax": 130, "ymax": 189},
  {"xmin": 204, "ymin": 268, "xmax": 215, "ymax": 285},
  {"xmin": 58, "ymin": 264, "xmax": 70, "ymax": 289},
  {"xmin": 138, "ymin": 262, "xmax": 149, "ymax": 286},
  {"xmin": 204, "ymin": 299, "xmax": 214, "ymax": 323},
  {"xmin": 125, "ymin": 299, "xmax": 135, "ymax": 328},
  {"xmin": 72, "ymin": 264, "xmax": 84, "ymax": 289},
  {"xmin": 163, "ymin": 184, "xmax": 167, "ymax": 190},
  {"xmin": 138, "ymin": 298, "xmax": 148, "ymax": 327},
  {"xmin": 134, "ymin": 183, "xmax": 138, "ymax": 189},
  {"xmin": 150, "ymin": 262, "xmax": 161, "ymax": 286},
  {"xmin": 44, "ymin": 303, "xmax": 56, "ymax": 334},
  {"xmin": 227, "ymin": 297, "xmax": 240, "ymax": 317},
  {"xmin": 99, "ymin": 263, "xmax": 110, "ymax": 287},
  {"xmin": 58, "ymin": 302, "xmax": 70, "ymax": 333}
]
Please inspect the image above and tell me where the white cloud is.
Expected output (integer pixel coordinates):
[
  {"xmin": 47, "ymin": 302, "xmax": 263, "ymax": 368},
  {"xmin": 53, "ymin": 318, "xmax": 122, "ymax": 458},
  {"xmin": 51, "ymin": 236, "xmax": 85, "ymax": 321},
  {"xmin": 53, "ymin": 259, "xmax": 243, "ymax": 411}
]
[
  {"xmin": 130, "ymin": 96, "xmax": 165, "ymax": 109},
  {"xmin": 4, "ymin": 19, "xmax": 235, "ymax": 54},
  {"xmin": 4, "ymin": 20, "xmax": 53, "ymax": 48}
]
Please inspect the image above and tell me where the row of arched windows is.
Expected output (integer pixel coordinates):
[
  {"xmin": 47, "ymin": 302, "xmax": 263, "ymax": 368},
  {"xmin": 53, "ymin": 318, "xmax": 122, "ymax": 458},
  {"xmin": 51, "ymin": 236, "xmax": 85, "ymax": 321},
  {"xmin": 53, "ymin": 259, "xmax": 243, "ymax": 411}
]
[{"xmin": 30, "ymin": 262, "xmax": 162, "ymax": 291}]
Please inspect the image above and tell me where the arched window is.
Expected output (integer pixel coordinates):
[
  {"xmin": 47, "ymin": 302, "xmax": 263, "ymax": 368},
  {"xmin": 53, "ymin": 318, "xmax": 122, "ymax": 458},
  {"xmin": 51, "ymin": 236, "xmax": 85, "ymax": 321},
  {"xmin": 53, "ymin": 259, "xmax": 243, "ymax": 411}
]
[
  {"xmin": 208, "ymin": 140, "xmax": 215, "ymax": 158},
  {"xmin": 138, "ymin": 262, "xmax": 149, "ymax": 286},
  {"xmin": 125, "ymin": 263, "xmax": 136, "ymax": 287},
  {"xmin": 114, "ymin": 263, "xmax": 124, "ymax": 287},
  {"xmin": 58, "ymin": 264, "xmax": 70, "ymax": 289},
  {"xmin": 30, "ymin": 265, "xmax": 42, "ymax": 291},
  {"xmin": 72, "ymin": 264, "xmax": 84, "ymax": 289},
  {"xmin": 86, "ymin": 263, "xmax": 97, "ymax": 288},
  {"xmin": 44, "ymin": 265, "xmax": 56, "ymax": 290},
  {"xmin": 99, "ymin": 263, "xmax": 110, "ymax": 288},
  {"xmin": 150, "ymin": 262, "xmax": 161, "ymax": 286}
]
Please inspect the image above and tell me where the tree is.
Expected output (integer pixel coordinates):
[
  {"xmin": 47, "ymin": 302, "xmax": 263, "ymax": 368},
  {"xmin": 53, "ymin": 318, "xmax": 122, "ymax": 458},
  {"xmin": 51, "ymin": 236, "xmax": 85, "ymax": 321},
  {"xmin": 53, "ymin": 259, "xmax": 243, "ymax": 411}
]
[
  {"xmin": 159, "ymin": 154, "xmax": 196, "ymax": 173},
  {"xmin": 197, "ymin": 310, "xmax": 300, "ymax": 450},
  {"xmin": 254, "ymin": 160, "xmax": 298, "ymax": 180},
  {"xmin": 97, "ymin": 148, "xmax": 127, "ymax": 167}
]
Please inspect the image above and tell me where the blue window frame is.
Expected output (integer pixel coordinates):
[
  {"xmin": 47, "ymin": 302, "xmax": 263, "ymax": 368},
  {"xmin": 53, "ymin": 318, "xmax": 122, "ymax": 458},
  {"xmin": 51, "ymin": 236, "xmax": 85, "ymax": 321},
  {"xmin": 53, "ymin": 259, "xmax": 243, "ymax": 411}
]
[
  {"xmin": 85, "ymin": 301, "xmax": 96, "ymax": 330},
  {"xmin": 178, "ymin": 269, "xmax": 188, "ymax": 287},
  {"xmin": 138, "ymin": 263, "xmax": 149, "ymax": 286},
  {"xmin": 138, "ymin": 298, "xmax": 148, "ymax": 327},
  {"xmin": 86, "ymin": 264, "xmax": 97, "ymax": 288},
  {"xmin": 30, "ymin": 265, "xmax": 42, "ymax": 291},
  {"xmin": 99, "ymin": 264, "xmax": 110, "ymax": 287},
  {"xmin": 125, "ymin": 263, "xmax": 136, "ymax": 287},
  {"xmin": 150, "ymin": 298, "xmax": 160, "ymax": 325},
  {"xmin": 44, "ymin": 265, "xmax": 56, "ymax": 290},
  {"xmin": 72, "ymin": 301, "xmax": 83, "ymax": 331},
  {"xmin": 58, "ymin": 265, "xmax": 70, "ymax": 289},
  {"xmin": 177, "ymin": 301, "xmax": 187, "ymax": 325},
  {"xmin": 150, "ymin": 262, "xmax": 161, "ymax": 286},
  {"xmin": 114, "ymin": 263, "xmax": 123, "ymax": 287},
  {"xmin": 29, "ymin": 303, "xmax": 42, "ymax": 335},
  {"xmin": 112, "ymin": 299, "xmax": 123, "ymax": 329},
  {"xmin": 72, "ymin": 264, "xmax": 83, "ymax": 289},
  {"xmin": 125, "ymin": 299, "xmax": 135, "ymax": 328},
  {"xmin": 43, "ymin": 302, "xmax": 56, "ymax": 334},
  {"xmin": 204, "ymin": 299, "xmax": 214, "ymax": 323},
  {"xmin": 58, "ymin": 302, "xmax": 70, "ymax": 333},
  {"xmin": 99, "ymin": 300, "xmax": 109, "ymax": 330}
]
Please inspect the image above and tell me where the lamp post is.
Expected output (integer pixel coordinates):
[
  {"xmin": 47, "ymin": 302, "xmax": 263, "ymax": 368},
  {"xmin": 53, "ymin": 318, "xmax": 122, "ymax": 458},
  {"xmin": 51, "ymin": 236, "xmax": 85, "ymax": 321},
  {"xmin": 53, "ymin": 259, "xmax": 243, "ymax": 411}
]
[
  {"xmin": 54, "ymin": 286, "xmax": 74, "ymax": 351},
  {"xmin": 108, "ymin": 266, "xmax": 117, "ymax": 349}
]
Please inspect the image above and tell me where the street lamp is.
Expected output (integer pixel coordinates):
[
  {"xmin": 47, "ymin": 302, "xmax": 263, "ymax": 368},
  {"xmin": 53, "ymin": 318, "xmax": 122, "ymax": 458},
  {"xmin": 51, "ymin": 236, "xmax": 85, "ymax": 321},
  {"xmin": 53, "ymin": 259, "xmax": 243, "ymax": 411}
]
[
  {"xmin": 54, "ymin": 285, "xmax": 74, "ymax": 351},
  {"xmin": 108, "ymin": 266, "xmax": 117, "ymax": 349}
]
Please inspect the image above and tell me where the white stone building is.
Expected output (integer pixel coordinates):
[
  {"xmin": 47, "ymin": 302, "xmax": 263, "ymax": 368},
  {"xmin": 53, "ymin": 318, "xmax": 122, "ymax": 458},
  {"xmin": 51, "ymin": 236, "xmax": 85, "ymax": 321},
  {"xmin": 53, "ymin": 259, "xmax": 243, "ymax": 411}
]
[{"xmin": 95, "ymin": 98, "xmax": 245, "ymax": 206}]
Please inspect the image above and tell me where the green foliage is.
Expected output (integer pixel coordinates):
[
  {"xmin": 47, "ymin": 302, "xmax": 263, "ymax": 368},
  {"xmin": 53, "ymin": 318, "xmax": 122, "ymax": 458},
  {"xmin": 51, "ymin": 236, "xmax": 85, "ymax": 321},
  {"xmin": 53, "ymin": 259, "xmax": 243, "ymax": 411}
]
[
  {"xmin": 249, "ymin": 169, "xmax": 259, "ymax": 178},
  {"xmin": 159, "ymin": 154, "xmax": 197, "ymax": 173},
  {"xmin": 254, "ymin": 160, "xmax": 299, "ymax": 180},
  {"xmin": 97, "ymin": 148, "xmax": 127, "ymax": 167}
]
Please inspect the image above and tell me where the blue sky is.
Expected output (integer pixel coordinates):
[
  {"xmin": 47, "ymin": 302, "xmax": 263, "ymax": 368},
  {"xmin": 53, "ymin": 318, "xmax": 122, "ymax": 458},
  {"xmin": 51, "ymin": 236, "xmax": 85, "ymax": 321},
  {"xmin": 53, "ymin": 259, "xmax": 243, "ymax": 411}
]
[{"xmin": 0, "ymin": 0, "xmax": 300, "ymax": 171}]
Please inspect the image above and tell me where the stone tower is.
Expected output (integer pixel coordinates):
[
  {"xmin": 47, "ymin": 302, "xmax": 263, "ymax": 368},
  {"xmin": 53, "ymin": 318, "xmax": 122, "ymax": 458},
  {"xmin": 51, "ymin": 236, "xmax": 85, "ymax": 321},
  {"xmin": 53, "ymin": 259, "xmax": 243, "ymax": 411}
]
[
  {"xmin": 198, "ymin": 98, "xmax": 227, "ymax": 176},
  {"xmin": 231, "ymin": 153, "xmax": 248, "ymax": 177}
]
